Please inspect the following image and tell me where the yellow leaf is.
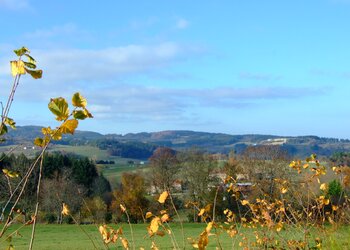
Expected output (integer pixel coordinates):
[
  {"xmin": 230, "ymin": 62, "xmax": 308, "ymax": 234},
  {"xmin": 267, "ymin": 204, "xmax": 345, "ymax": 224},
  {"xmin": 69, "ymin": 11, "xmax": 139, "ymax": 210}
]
[
  {"xmin": 280, "ymin": 187, "xmax": 288, "ymax": 194},
  {"xmin": 158, "ymin": 191, "xmax": 168, "ymax": 204},
  {"xmin": 146, "ymin": 212, "xmax": 153, "ymax": 219},
  {"xmin": 120, "ymin": 204, "xmax": 126, "ymax": 212},
  {"xmin": 332, "ymin": 205, "xmax": 339, "ymax": 211},
  {"xmin": 198, "ymin": 208, "xmax": 205, "ymax": 216},
  {"xmin": 121, "ymin": 238, "xmax": 129, "ymax": 249},
  {"xmin": 198, "ymin": 231, "xmax": 209, "ymax": 249},
  {"xmin": 48, "ymin": 97, "xmax": 69, "ymax": 121},
  {"xmin": 10, "ymin": 60, "xmax": 26, "ymax": 76},
  {"xmin": 206, "ymin": 222, "xmax": 213, "ymax": 233},
  {"xmin": 60, "ymin": 119, "xmax": 78, "ymax": 134},
  {"xmin": 2, "ymin": 169, "xmax": 19, "ymax": 178},
  {"xmin": 192, "ymin": 243, "xmax": 199, "ymax": 249},
  {"xmin": 34, "ymin": 137, "xmax": 48, "ymax": 147},
  {"xmin": 161, "ymin": 214, "xmax": 169, "ymax": 223},
  {"xmin": 160, "ymin": 210, "xmax": 167, "ymax": 215},
  {"xmin": 99, "ymin": 225, "xmax": 108, "ymax": 239},
  {"xmin": 61, "ymin": 203, "xmax": 70, "ymax": 215},
  {"xmin": 51, "ymin": 129, "xmax": 62, "ymax": 140},
  {"xmin": 150, "ymin": 217, "xmax": 161, "ymax": 234},
  {"xmin": 275, "ymin": 222, "xmax": 283, "ymax": 232},
  {"xmin": 72, "ymin": 92, "xmax": 87, "ymax": 108},
  {"xmin": 320, "ymin": 183, "xmax": 327, "ymax": 191},
  {"xmin": 241, "ymin": 200, "xmax": 249, "ymax": 206}
]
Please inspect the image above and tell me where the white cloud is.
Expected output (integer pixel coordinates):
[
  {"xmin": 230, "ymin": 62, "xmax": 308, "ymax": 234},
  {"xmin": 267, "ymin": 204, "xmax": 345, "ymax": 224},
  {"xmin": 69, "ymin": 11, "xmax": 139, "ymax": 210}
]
[
  {"xmin": 0, "ymin": 0, "xmax": 29, "ymax": 9},
  {"xmin": 81, "ymin": 85, "xmax": 326, "ymax": 123},
  {"xmin": 24, "ymin": 23, "xmax": 79, "ymax": 39},
  {"xmin": 176, "ymin": 18, "xmax": 189, "ymax": 29},
  {"xmin": 22, "ymin": 42, "xmax": 202, "ymax": 83},
  {"xmin": 239, "ymin": 72, "xmax": 282, "ymax": 81}
]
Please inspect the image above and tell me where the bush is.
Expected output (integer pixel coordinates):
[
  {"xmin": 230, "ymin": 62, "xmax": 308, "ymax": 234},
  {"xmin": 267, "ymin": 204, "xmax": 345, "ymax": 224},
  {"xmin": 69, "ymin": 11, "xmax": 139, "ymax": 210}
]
[{"xmin": 44, "ymin": 213, "xmax": 57, "ymax": 224}]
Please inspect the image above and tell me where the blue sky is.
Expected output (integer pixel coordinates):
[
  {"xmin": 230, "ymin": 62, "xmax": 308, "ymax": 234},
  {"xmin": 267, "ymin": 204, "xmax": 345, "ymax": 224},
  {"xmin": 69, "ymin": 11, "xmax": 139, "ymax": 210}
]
[{"xmin": 0, "ymin": 0, "xmax": 350, "ymax": 138}]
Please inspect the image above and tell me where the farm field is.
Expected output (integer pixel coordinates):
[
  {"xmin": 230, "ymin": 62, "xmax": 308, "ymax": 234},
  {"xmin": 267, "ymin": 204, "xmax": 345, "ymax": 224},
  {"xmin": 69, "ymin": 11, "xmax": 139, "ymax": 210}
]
[
  {"xmin": 0, "ymin": 144, "xmax": 145, "ymax": 186},
  {"xmin": 1, "ymin": 223, "xmax": 349, "ymax": 249}
]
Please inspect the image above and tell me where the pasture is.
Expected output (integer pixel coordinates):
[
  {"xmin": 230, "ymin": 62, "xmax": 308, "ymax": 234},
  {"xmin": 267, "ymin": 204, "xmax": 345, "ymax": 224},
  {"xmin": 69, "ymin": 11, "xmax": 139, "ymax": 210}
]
[{"xmin": 1, "ymin": 223, "xmax": 349, "ymax": 249}]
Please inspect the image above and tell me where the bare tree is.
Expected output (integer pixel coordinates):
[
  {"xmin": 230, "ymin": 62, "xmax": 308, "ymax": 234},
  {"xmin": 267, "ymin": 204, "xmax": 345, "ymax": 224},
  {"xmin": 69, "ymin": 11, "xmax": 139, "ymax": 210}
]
[
  {"xmin": 240, "ymin": 145, "xmax": 292, "ymax": 199},
  {"xmin": 149, "ymin": 147, "xmax": 179, "ymax": 192}
]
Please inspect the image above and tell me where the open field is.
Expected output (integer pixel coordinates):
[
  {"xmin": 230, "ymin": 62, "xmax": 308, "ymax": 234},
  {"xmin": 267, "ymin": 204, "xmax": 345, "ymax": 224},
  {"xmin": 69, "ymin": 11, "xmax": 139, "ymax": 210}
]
[
  {"xmin": 0, "ymin": 144, "xmax": 144, "ymax": 186},
  {"xmin": 1, "ymin": 223, "xmax": 349, "ymax": 249}
]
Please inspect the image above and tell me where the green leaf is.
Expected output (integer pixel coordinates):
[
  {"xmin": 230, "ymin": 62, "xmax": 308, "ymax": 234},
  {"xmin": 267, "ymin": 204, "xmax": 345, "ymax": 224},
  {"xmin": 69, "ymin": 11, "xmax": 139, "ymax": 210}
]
[
  {"xmin": 48, "ymin": 97, "xmax": 69, "ymax": 121},
  {"xmin": 72, "ymin": 92, "xmax": 87, "ymax": 108},
  {"xmin": 73, "ymin": 110, "xmax": 88, "ymax": 120},
  {"xmin": 60, "ymin": 119, "xmax": 78, "ymax": 134},
  {"xmin": 25, "ymin": 68, "xmax": 42, "ymax": 79},
  {"xmin": 4, "ymin": 117, "xmax": 16, "ymax": 129},
  {"xmin": 14, "ymin": 47, "xmax": 30, "ymax": 57},
  {"xmin": 10, "ymin": 60, "xmax": 26, "ymax": 76},
  {"xmin": 0, "ymin": 123, "xmax": 8, "ymax": 136},
  {"xmin": 24, "ymin": 61, "xmax": 36, "ymax": 69},
  {"xmin": 23, "ymin": 54, "xmax": 36, "ymax": 64}
]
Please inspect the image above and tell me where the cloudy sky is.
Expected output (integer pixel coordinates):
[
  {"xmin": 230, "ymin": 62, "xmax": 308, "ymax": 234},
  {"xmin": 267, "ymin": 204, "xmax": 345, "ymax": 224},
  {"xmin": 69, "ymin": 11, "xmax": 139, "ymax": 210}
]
[{"xmin": 0, "ymin": 0, "xmax": 350, "ymax": 138}]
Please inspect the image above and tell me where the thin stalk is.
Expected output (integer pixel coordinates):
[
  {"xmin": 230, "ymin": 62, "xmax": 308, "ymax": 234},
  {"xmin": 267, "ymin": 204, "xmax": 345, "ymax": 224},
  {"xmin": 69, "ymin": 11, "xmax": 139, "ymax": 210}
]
[
  {"xmin": 70, "ymin": 215, "xmax": 99, "ymax": 250},
  {"xmin": 212, "ymin": 186, "xmax": 223, "ymax": 250},
  {"xmin": 29, "ymin": 154, "xmax": 44, "ymax": 250},
  {"xmin": 0, "ymin": 141, "xmax": 50, "ymax": 237},
  {"xmin": 123, "ymin": 206, "xmax": 135, "ymax": 250},
  {"xmin": 168, "ymin": 189, "xmax": 185, "ymax": 249}
]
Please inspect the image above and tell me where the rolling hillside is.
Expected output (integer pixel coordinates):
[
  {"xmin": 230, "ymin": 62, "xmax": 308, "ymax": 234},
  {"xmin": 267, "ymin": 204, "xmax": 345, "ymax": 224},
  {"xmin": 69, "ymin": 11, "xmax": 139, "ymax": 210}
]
[{"xmin": 2, "ymin": 126, "xmax": 350, "ymax": 158}]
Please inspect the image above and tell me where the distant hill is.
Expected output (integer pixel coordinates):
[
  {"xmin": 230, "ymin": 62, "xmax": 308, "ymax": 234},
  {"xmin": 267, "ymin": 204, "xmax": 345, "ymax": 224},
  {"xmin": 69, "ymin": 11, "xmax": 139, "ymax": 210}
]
[
  {"xmin": 3, "ymin": 126, "xmax": 104, "ymax": 145},
  {"xmin": 2, "ymin": 126, "xmax": 350, "ymax": 158}
]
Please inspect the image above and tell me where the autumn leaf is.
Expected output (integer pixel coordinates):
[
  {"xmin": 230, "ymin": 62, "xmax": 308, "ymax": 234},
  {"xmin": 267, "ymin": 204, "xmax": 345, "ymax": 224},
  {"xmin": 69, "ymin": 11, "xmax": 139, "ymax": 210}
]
[
  {"xmin": 149, "ymin": 217, "xmax": 161, "ymax": 234},
  {"xmin": 61, "ymin": 203, "xmax": 70, "ymax": 215},
  {"xmin": 198, "ymin": 208, "xmax": 205, "ymax": 216},
  {"xmin": 160, "ymin": 210, "xmax": 167, "ymax": 215},
  {"xmin": 14, "ymin": 46, "xmax": 30, "ymax": 56},
  {"xmin": 25, "ymin": 68, "xmax": 42, "ymax": 79},
  {"xmin": 2, "ymin": 169, "xmax": 19, "ymax": 178},
  {"xmin": 72, "ymin": 92, "xmax": 87, "ymax": 108},
  {"xmin": 4, "ymin": 117, "xmax": 16, "ymax": 129},
  {"xmin": 205, "ymin": 222, "xmax": 213, "ymax": 233},
  {"xmin": 120, "ymin": 204, "xmax": 126, "ymax": 212},
  {"xmin": 146, "ymin": 212, "xmax": 153, "ymax": 219},
  {"xmin": 60, "ymin": 119, "xmax": 78, "ymax": 134},
  {"xmin": 280, "ymin": 187, "xmax": 288, "ymax": 194},
  {"xmin": 158, "ymin": 191, "xmax": 168, "ymax": 204},
  {"xmin": 320, "ymin": 183, "xmax": 327, "ymax": 191},
  {"xmin": 161, "ymin": 214, "xmax": 169, "ymax": 223},
  {"xmin": 121, "ymin": 237, "xmax": 129, "ymax": 249},
  {"xmin": 241, "ymin": 200, "xmax": 249, "ymax": 206},
  {"xmin": 11, "ymin": 60, "xmax": 26, "ymax": 76},
  {"xmin": 48, "ymin": 97, "xmax": 69, "ymax": 121}
]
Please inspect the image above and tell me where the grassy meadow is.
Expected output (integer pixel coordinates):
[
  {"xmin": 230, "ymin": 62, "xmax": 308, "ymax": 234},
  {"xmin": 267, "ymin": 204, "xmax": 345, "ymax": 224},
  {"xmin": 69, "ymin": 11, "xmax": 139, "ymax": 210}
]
[{"xmin": 1, "ymin": 223, "xmax": 349, "ymax": 249}]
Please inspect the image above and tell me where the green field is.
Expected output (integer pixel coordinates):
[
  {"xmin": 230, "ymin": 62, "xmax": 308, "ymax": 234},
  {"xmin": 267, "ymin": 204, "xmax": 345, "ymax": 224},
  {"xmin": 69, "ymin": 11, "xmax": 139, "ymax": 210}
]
[
  {"xmin": 0, "ymin": 223, "xmax": 349, "ymax": 249},
  {"xmin": 0, "ymin": 144, "xmax": 145, "ymax": 187}
]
